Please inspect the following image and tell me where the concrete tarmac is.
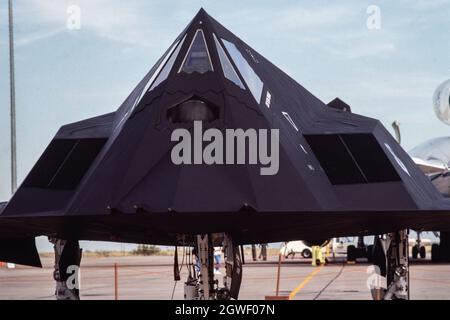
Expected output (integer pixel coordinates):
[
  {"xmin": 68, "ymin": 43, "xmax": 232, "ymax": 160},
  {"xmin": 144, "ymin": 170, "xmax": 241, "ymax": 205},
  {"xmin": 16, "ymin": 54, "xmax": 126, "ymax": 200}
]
[{"xmin": 1, "ymin": 255, "xmax": 449, "ymax": 300}]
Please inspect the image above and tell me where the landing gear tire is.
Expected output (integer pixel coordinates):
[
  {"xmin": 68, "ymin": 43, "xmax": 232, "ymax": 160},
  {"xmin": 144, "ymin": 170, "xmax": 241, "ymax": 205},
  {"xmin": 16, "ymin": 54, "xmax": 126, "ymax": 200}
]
[
  {"xmin": 302, "ymin": 249, "xmax": 312, "ymax": 259},
  {"xmin": 367, "ymin": 245, "xmax": 374, "ymax": 263},
  {"xmin": 432, "ymin": 244, "xmax": 440, "ymax": 263},
  {"xmin": 216, "ymin": 288, "xmax": 231, "ymax": 300},
  {"xmin": 419, "ymin": 246, "xmax": 426, "ymax": 259},
  {"xmin": 347, "ymin": 245, "xmax": 356, "ymax": 262},
  {"xmin": 412, "ymin": 246, "xmax": 418, "ymax": 259}
]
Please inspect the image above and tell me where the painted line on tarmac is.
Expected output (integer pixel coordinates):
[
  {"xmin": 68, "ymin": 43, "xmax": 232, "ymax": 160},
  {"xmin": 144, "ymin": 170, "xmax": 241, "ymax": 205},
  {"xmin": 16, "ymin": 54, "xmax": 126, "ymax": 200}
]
[{"xmin": 289, "ymin": 265, "xmax": 324, "ymax": 300}]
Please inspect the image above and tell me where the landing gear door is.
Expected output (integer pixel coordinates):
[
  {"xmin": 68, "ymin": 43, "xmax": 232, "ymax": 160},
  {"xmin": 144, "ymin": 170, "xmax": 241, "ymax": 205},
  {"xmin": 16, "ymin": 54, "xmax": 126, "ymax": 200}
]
[{"xmin": 230, "ymin": 245, "xmax": 243, "ymax": 300}]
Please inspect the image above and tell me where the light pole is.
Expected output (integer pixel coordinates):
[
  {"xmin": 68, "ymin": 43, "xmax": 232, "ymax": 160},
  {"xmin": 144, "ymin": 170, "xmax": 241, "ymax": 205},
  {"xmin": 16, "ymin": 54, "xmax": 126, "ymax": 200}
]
[{"xmin": 8, "ymin": 0, "xmax": 17, "ymax": 194}]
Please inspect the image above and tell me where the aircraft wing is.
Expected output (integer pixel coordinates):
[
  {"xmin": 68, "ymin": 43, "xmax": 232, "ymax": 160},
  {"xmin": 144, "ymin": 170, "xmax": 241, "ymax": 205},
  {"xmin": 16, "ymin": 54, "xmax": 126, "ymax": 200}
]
[
  {"xmin": 0, "ymin": 202, "xmax": 6, "ymax": 214},
  {"xmin": 412, "ymin": 156, "xmax": 447, "ymax": 174},
  {"xmin": 409, "ymin": 137, "xmax": 450, "ymax": 174},
  {"xmin": 2, "ymin": 9, "xmax": 450, "ymax": 267},
  {"xmin": 0, "ymin": 202, "xmax": 42, "ymax": 267}
]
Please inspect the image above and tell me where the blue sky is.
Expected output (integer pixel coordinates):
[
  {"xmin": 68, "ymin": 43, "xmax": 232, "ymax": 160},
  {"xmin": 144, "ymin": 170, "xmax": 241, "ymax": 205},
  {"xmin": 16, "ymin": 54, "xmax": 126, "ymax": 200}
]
[{"xmin": 0, "ymin": 0, "xmax": 449, "ymax": 251}]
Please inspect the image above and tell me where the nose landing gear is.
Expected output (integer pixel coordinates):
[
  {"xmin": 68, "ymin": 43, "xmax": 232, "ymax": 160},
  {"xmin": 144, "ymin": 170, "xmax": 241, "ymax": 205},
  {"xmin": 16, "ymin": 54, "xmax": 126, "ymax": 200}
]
[{"xmin": 183, "ymin": 233, "xmax": 242, "ymax": 300}]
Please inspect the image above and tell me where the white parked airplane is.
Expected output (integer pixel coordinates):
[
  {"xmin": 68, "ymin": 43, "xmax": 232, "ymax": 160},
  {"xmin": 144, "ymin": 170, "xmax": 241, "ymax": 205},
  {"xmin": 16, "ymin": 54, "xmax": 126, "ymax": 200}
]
[{"xmin": 409, "ymin": 79, "xmax": 450, "ymax": 174}]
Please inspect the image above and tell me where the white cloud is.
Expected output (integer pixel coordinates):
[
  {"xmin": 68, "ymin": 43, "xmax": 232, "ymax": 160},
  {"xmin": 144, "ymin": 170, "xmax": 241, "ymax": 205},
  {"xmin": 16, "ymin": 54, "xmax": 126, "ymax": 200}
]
[
  {"xmin": 16, "ymin": 28, "xmax": 66, "ymax": 47},
  {"xmin": 326, "ymin": 40, "xmax": 396, "ymax": 59},
  {"xmin": 219, "ymin": 3, "xmax": 397, "ymax": 60},
  {"xmin": 18, "ymin": 0, "xmax": 167, "ymax": 46},
  {"xmin": 357, "ymin": 74, "xmax": 441, "ymax": 100},
  {"xmin": 12, "ymin": 1, "xmax": 402, "ymax": 61},
  {"xmin": 412, "ymin": 0, "xmax": 450, "ymax": 9},
  {"xmin": 274, "ymin": 5, "xmax": 358, "ymax": 29}
]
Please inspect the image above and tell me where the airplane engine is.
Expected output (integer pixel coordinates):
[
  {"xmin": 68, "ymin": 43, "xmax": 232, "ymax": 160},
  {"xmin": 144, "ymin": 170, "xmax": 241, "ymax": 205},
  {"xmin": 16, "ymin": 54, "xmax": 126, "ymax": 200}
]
[
  {"xmin": 168, "ymin": 99, "xmax": 219, "ymax": 123},
  {"xmin": 433, "ymin": 79, "xmax": 450, "ymax": 125}
]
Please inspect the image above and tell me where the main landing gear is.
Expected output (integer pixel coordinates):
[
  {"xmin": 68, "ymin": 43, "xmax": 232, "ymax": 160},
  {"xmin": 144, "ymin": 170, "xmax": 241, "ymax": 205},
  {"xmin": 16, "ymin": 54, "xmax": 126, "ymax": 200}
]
[
  {"xmin": 49, "ymin": 238, "xmax": 82, "ymax": 300},
  {"xmin": 370, "ymin": 230, "xmax": 409, "ymax": 300}
]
